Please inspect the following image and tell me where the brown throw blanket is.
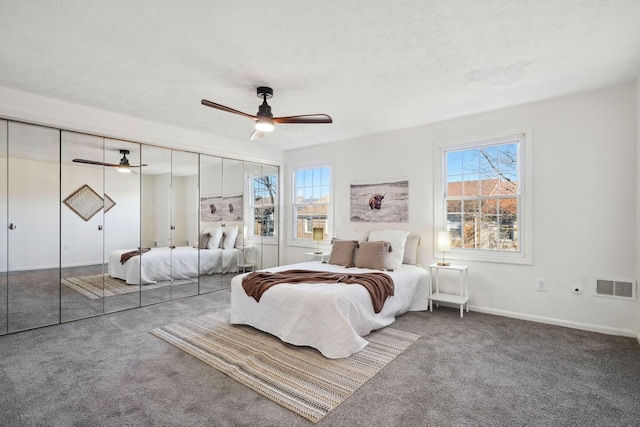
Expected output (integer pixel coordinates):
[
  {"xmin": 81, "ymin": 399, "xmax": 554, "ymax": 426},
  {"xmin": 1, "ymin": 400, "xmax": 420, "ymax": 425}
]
[
  {"xmin": 242, "ymin": 269, "xmax": 394, "ymax": 313},
  {"xmin": 120, "ymin": 247, "xmax": 151, "ymax": 264}
]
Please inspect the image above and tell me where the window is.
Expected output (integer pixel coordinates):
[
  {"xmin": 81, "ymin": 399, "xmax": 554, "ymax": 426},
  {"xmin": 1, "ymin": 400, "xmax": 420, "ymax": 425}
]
[
  {"xmin": 293, "ymin": 165, "xmax": 331, "ymax": 241},
  {"xmin": 436, "ymin": 132, "xmax": 531, "ymax": 264},
  {"xmin": 250, "ymin": 173, "xmax": 277, "ymax": 237}
]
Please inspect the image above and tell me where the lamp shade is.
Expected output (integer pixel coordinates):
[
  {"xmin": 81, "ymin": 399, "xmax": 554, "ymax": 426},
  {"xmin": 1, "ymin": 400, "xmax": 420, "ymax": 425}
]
[
  {"xmin": 437, "ymin": 231, "xmax": 452, "ymax": 252},
  {"xmin": 312, "ymin": 227, "xmax": 324, "ymax": 242}
]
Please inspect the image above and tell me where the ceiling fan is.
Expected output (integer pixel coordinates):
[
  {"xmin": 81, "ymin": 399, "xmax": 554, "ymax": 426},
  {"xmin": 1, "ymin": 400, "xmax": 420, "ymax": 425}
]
[
  {"xmin": 201, "ymin": 86, "xmax": 332, "ymax": 140},
  {"xmin": 73, "ymin": 150, "xmax": 147, "ymax": 174}
]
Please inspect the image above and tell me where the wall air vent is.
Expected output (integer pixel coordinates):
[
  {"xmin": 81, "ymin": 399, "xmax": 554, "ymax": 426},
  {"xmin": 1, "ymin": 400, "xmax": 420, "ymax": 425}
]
[{"xmin": 594, "ymin": 277, "xmax": 636, "ymax": 300}]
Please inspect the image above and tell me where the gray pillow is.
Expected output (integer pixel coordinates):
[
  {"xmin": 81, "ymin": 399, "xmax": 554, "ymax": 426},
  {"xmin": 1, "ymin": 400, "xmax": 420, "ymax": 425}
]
[
  {"xmin": 355, "ymin": 241, "xmax": 391, "ymax": 270},
  {"xmin": 328, "ymin": 239, "xmax": 359, "ymax": 267}
]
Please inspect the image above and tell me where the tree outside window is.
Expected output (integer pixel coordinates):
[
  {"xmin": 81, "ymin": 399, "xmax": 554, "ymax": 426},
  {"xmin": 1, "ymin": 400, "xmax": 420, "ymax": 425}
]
[
  {"xmin": 251, "ymin": 174, "xmax": 277, "ymax": 237},
  {"xmin": 445, "ymin": 140, "xmax": 520, "ymax": 252}
]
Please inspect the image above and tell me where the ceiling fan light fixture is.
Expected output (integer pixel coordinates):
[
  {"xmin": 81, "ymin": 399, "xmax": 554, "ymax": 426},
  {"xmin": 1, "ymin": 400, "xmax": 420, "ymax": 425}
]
[
  {"xmin": 117, "ymin": 166, "xmax": 131, "ymax": 174},
  {"xmin": 255, "ymin": 119, "xmax": 274, "ymax": 132},
  {"xmin": 201, "ymin": 86, "xmax": 332, "ymax": 140}
]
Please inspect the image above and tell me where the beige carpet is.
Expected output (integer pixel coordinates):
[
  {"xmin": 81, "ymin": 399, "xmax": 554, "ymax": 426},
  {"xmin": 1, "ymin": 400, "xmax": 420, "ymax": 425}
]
[
  {"xmin": 150, "ymin": 309, "xmax": 420, "ymax": 423},
  {"xmin": 62, "ymin": 274, "xmax": 192, "ymax": 299}
]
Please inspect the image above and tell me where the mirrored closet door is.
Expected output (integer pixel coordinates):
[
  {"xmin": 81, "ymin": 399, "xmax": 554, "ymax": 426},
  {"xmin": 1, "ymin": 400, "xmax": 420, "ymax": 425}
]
[
  {"xmin": 220, "ymin": 158, "xmax": 245, "ymax": 288},
  {"xmin": 0, "ymin": 120, "xmax": 7, "ymax": 335},
  {"xmin": 60, "ymin": 131, "xmax": 106, "ymax": 322},
  {"xmin": 140, "ymin": 146, "xmax": 200, "ymax": 305},
  {"xmin": 244, "ymin": 162, "xmax": 279, "ymax": 271},
  {"xmin": 103, "ymin": 139, "xmax": 142, "ymax": 313},
  {"xmin": 6, "ymin": 122, "xmax": 61, "ymax": 332},
  {"xmin": 198, "ymin": 154, "xmax": 223, "ymax": 293},
  {"xmin": 169, "ymin": 150, "xmax": 199, "ymax": 299},
  {"xmin": 140, "ymin": 145, "xmax": 172, "ymax": 306}
]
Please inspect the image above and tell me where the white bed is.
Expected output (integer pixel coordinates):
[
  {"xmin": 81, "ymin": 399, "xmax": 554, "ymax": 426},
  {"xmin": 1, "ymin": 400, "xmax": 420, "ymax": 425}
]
[
  {"xmin": 109, "ymin": 246, "xmax": 239, "ymax": 285},
  {"xmin": 230, "ymin": 261, "xmax": 429, "ymax": 359}
]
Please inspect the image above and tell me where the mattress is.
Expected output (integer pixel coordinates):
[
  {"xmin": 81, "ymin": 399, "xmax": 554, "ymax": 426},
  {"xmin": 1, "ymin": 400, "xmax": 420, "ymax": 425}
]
[
  {"xmin": 109, "ymin": 246, "xmax": 239, "ymax": 285},
  {"xmin": 230, "ymin": 261, "xmax": 429, "ymax": 358}
]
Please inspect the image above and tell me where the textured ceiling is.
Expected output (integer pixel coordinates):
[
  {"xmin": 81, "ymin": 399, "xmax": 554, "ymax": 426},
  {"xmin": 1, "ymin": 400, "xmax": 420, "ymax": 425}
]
[{"xmin": 1, "ymin": 1, "xmax": 639, "ymax": 152}]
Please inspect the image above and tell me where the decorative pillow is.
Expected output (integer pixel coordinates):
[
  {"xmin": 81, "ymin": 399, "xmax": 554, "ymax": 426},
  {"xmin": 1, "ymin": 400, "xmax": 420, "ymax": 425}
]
[
  {"xmin": 202, "ymin": 227, "xmax": 223, "ymax": 249},
  {"xmin": 328, "ymin": 239, "xmax": 359, "ymax": 267},
  {"xmin": 368, "ymin": 229, "xmax": 409, "ymax": 270},
  {"xmin": 403, "ymin": 235, "xmax": 420, "ymax": 265},
  {"xmin": 198, "ymin": 232, "xmax": 211, "ymax": 249},
  {"xmin": 222, "ymin": 225, "xmax": 239, "ymax": 249},
  {"xmin": 334, "ymin": 229, "xmax": 370, "ymax": 243},
  {"xmin": 355, "ymin": 241, "xmax": 391, "ymax": 270}
]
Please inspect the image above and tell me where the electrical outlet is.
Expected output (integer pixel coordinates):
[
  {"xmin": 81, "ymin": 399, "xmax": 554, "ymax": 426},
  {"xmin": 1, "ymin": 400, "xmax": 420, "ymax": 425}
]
[
  {"xmin": 537, "ymin": 278, "xmax": 546, "ymax": 292},
  {"xmin": 63, "ymin": 244, "xmax": 69, "ymax": 250}
]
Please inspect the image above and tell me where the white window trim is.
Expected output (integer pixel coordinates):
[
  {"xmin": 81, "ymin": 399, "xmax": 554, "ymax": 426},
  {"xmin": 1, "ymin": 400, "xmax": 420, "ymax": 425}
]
[
  {"xmin": 433, "ymin": 129, "xmax": 533, "ymax": 265},
  {"xmin": 289, "ymin": 161, "xmax": 333, "ymax": 248}
]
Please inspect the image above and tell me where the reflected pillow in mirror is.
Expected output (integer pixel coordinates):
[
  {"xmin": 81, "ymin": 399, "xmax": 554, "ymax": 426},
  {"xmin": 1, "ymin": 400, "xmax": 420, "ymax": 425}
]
[
  {"xmin": 203, "ymin": 227, "xmax": 223, "ymax": 249},
  {"xmin": 223, "ymin": 226, "xmax": 239, "ymax": 249},
  {"xmin": 198, "ymin": 232, "xmax": 211, "ymax": 249}
]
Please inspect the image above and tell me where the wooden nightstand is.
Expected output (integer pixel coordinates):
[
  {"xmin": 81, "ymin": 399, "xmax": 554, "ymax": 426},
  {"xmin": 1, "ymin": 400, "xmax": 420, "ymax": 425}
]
[{"xmin": 428, "ymin": 263, "xmax": 469, "ymax": 317}]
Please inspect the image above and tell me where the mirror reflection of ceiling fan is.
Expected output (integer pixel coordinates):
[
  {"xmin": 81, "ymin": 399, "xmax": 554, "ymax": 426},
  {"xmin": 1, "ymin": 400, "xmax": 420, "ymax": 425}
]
[
  {"xmin": 201, "ymin": 86, "xmax": 332, "ymax": 140},
  {"xmin": 73, "ymin": 150, "xmax": 147, "ymax": 173}
]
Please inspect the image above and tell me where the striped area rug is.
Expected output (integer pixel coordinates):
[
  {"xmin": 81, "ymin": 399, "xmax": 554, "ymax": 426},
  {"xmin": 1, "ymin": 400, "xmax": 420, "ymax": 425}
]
[
  {"xmin": 61, "ymin": 274, "xmax": 191, "ymax": 299},
  {"xmin": 150, "ymin": 309, "xmax": 420, "ymax": 423}
]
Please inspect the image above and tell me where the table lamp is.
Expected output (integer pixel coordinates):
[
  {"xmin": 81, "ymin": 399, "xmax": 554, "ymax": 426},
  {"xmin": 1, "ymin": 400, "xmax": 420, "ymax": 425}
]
[
  {"xmin": 437, "ymin": 230, "xmax": 452, "ymax": 266},
  {"xmin": 313, "ymin": 227, "xmax": 324, "ymax": 254}
]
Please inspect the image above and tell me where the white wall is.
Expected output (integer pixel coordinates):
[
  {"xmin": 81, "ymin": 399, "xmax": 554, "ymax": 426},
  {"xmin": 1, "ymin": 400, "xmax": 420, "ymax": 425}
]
[{"xmin": 284, "ymin": 82, "xmax": 638, "ymax": 336}]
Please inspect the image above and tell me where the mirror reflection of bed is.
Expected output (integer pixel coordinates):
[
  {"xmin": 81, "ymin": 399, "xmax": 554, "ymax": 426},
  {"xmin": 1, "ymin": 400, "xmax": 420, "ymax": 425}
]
[{"xmin": 1, "ymin": 118, "xmax": 279, "ymax": 335}]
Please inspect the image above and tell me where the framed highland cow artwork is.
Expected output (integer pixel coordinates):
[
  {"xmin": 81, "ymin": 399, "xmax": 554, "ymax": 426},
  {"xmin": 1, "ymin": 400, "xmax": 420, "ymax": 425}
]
[
  {"xmin": 200, "ymin": 195, "xmax": 243, "ymax": 222},
  {"xmin": 350, "ymin": 179, "xmax": 409, "ymax": 222}
]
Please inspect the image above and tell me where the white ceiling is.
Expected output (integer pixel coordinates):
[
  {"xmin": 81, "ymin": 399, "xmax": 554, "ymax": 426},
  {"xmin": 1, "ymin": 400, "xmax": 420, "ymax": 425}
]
[{"xmin": 1, "ymin": 1, "xmax": 639, "ymax": 152}]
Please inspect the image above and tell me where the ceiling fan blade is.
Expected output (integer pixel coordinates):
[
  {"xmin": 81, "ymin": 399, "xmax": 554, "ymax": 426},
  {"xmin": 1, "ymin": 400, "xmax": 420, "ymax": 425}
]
[
  {"xmin": 250, "ymin": 130, "xmax": 266, "ymax": 140},
  {"xmin": 73, "ymin": 159, "xmax": 120, "ymax": 167},
  {"xmin": 273, "ymin": 114, "xmax": 333, "ymax": 124},
  {"xmin": 201, "ymin": 99, "xmax": 257, "ymax": 121},
  {"xmin": 73, "ymin": 159, "xmax": 147, "ymax": 168}
]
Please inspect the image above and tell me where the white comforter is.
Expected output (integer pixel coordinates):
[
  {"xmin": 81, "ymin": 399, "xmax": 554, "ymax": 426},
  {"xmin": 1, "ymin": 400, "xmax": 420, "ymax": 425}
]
[
  {"xmin": 230, "ymin": 261, "xmax": 429, "ymax": 359},
  {"xmin": 109, "ymin": 246, "xmax": 239, "ymax": 285}
]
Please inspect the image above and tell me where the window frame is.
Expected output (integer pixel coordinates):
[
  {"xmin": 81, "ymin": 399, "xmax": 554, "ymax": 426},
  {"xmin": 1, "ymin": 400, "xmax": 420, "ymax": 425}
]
[
  {"xmin": 434, "ymin": 131, "xmax": 532, "ymax": 265},
  {"xmin": 290, "ymin": 162, "xmax": 332, "ymax": 246},
  {"xmin": 247, "ymin": 171, "xmax": 278, "ymax": 241}
]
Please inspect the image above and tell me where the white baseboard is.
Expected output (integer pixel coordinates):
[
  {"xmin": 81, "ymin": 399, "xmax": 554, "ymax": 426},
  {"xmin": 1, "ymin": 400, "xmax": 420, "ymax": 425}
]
[{"xmin": 469, "ymin": 304, "xmax": 637, "ymax": 338}]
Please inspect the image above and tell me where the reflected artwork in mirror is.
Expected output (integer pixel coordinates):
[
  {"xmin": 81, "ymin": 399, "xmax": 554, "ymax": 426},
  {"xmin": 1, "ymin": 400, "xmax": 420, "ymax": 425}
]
[{"xmin": 0, "ymin": 118, "xmax": 279, "ymax": 336}]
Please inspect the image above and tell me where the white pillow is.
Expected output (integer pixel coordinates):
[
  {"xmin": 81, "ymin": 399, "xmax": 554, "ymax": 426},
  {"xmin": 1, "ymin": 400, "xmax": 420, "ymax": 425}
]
[
  {"xmin": 368, "ymin": 229, "xmax": 409, "ymax": 270},
  {"xmin": 403, "ymin": 235, "xmax": 420, "ymax": 265},
  {"xmin": 222, "ymin": 225, "xmax": 238, "ymax": 249},
  {"xmin": 202, "ymin": 227, "xmax": 223, "ymax": 249},
  {"xmin": 334, "ymin": 229, "xmax": 370, "ymax": 243}
]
